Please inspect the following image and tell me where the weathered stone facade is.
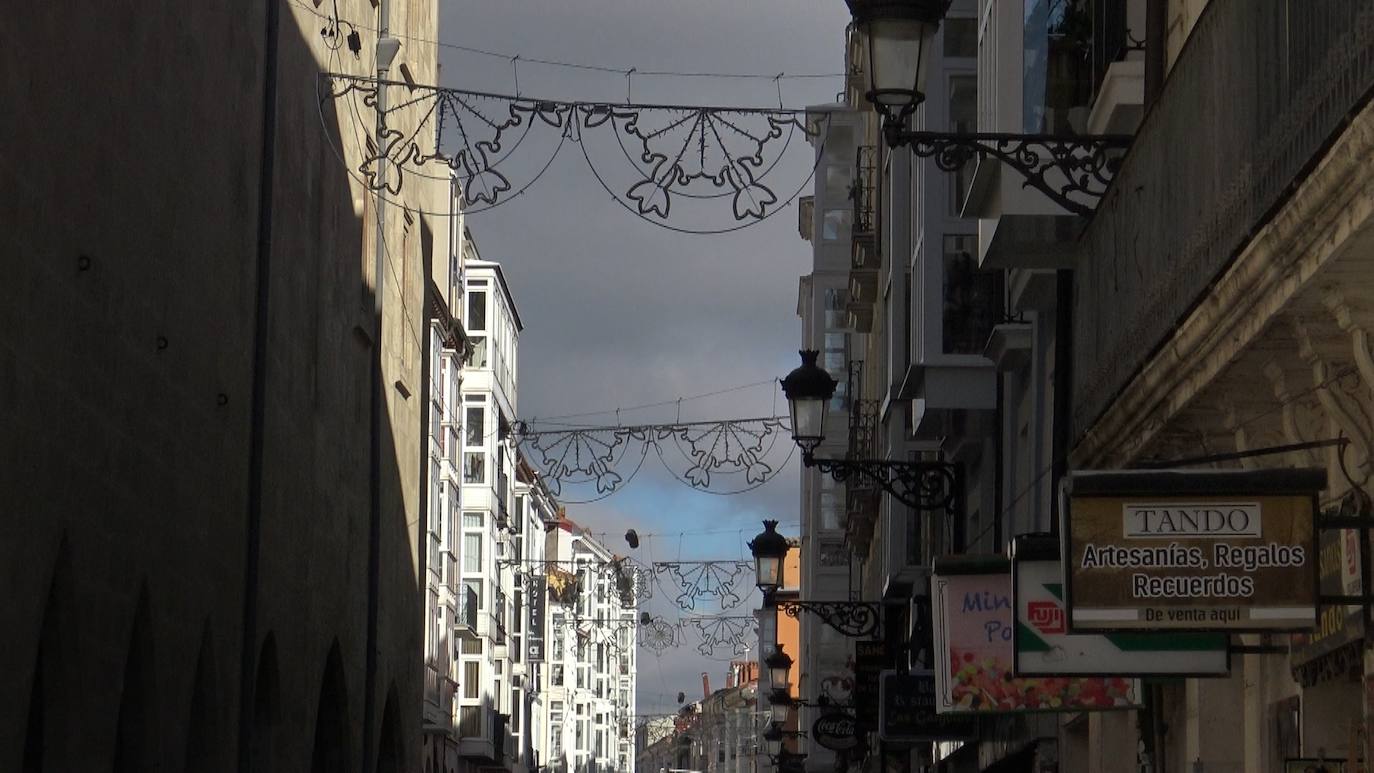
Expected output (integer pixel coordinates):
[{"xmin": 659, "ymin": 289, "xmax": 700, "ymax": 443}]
[{"xmin": 1, "ymin": 0, "xmax": 440, "ymax": 769}]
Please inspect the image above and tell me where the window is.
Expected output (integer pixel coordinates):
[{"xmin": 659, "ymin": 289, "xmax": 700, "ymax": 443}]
[
  {"xmin": 823, "ymin": 332, "xmax": 848, "ymax": 411},
  {"xmin": 819, "ymin": 476, "xmax": 842, "ymax": 531},
  {"xmin": 467, "ymin": 290, "xmax": 487, "ymax": 332},
  {"xmin": 463, "ymin": 533, "xmax": 481, "ymax": 569},
  {"xmin": 469, "ymin": 336, "xmax": 488, "ymax": 368},
  {"xmin": 428, "ymin": 461, "xmax": 441, "ymax": 532},
  {"xmin": 464, "ymin": 661, "xmax": 480, "ymax": 699},
  {"xmin": 426, "ymin": 591, "xmax": 439, "ymax": 660},
  {"xmin": 944, "ymin": 16, "xmax": 977, "ymax": 58},
  {"xmin": 464, "ymin": 406, "xmax": 484, "ymax": 447},
  {"xmin": 463, "ymin": 452, "xmax": 486, "ymax": 484},
  {"xmin": 463, "ymin": 579, "xmax": 482, "ymax": 624},
  {"xmin": 948, "ymin": 75, "xmax": 977, "ymax": 213},
  {"xmin": 823, "ymin": 288, "xmax": 847, "ymax": 330},
  {"xmin": 552, "ymin": 665, "xmax": 565, "ymax": 686},
  {"xmin": 459, "ymin": 705, "xmax": 481, "ymax": 736},
  {"xmin": 1023, "ymin": 0, "xmax": 1093, "ymax": 134},
  {"xmin": 823, "ymin": 164, "xmax": 852, "ymax": 201},
  {"xmin": 942, "ymin": 234, "xmax": 1002, "ymax": 355},
  {"xmin": 821, "ymin": 208, "xmax": 851, "ymax": 241}
]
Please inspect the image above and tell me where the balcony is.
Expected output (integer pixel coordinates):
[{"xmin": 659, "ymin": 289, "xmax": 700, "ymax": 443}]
[
  {"xmin": 846, "ymin": 145, "xmax": 881, "ymax": 334},
  {"xmin": 458, "ymin": 702, "xmax": 501, "ymax": 762},
  {"xmin": 844, "ymin": 389, "xmax": 881, "ymax": 560},
  {"xmin": 850, "ymin": 145, "xmax": 879, "ymax": 265},
  {"xmin": 423, "ymin": 663, "xmax": 457, "ymax": 732},
  {"xmin": 458, "ymin": 583, "xmax": 479, "ymax": 633},
  {"xmin": 900, "ymin": 241, "xmax": 1003, "ymax": 438},
  {"xmin": 1073, "ymin": 1, "xmax": 1374, "ymax": 440}
]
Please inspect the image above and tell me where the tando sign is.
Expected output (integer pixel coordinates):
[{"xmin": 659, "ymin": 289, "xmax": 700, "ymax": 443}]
[
  {"xmin": 1062, "ymin": 469, "xmax": 1324, "ymax": 633},
  {"xmin": 1122, "ymin": 503, "xmax": 1262, "ymax": 538}
]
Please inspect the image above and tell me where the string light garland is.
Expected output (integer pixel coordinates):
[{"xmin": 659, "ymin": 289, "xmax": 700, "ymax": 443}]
[
  {"xmin": 318, "ymin": 74, "xmax": 829, "ymax": 233},
  {"xmin": 513, "ymin": 416, "xmax": 794, "ymax": 502}
]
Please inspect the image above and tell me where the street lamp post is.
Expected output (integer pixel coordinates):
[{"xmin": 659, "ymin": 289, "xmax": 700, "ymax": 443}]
[
  {"xmin": 781, "ymin": 352, "xmax": 959, "ymax": 513},
  {"xmin": 765, "ymin": 646, "xmax": 794, "ymax": 693},
  {"xmin": 843, "ymin": 0, "xmax": 1133, "ymax": 217},
  {"xmin": 748, "ymin": 521, "xmax": 883, "ymax": 639}
]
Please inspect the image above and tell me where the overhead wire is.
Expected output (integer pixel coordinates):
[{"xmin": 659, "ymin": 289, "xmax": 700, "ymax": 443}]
[{"xmin": 286, "ymin": 0, "xmax": 845, "ymax": 85}]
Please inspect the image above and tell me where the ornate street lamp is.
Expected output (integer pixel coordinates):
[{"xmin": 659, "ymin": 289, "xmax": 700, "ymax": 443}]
[
  {"xmin": 765, "ymin": 647, "xmax": 794, "ymax": 692},
  {"xmin": 750, "ymin": 520, "xmax": 884, "ymax": 638},
  {"xmin": 847, "ymin": 0, "xmax": 947, "ymax": 125},
  {"xmin": 763, "ymin": 723, "xmax": 785, "ymax": 758},
  {"xmin": 768, "ymin": 688, "xmax": 792, "ymax": 724},
  {"xmin": 781, "ymin": 350, "xmax": 835, "ymax": 454},
  {"xmin": 781, "ymin": 352, "xmax": 960, "ymax": 513},
  {"xmin": 843, "ymin": 0, "xmax": 1132, "ymax": 217},
  {"xmin": 747, "ymin": 519, "xmax": 790, "ymax": 595}
]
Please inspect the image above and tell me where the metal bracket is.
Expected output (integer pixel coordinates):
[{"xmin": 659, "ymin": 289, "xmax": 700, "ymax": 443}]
[
  {"xmin": 803, "ymin": 454, "xmax": 958, "ymax": 512},
  {"xmin": 775, "ymin": 598, "xmax": 882, "ymax": 638},
  {"xmin": 884, "ymin": 129, "xmax": 1133, "ymax": 217}
]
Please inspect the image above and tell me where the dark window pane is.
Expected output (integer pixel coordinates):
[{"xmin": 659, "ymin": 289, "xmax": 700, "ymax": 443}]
[
  {"xmin": 944, "ymin": 17, "xmax": 977, "ymax": 58},
  {"xmin": 467, "ymin": 291, "xmax": 487, "ymax": 332}
]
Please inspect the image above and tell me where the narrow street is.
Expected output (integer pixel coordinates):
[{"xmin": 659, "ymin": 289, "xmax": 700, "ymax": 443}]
[{"xmin": 5, "ymin": 2, "xmax": 1374, "ymax": 773}]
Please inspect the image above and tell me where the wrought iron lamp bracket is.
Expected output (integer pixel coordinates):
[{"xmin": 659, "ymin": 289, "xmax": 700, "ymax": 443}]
[
  {"xmin": 803, "ymin": 453, "xmax": 958, "ymax": 512},
  {"xmin": 882, "ymin": 128, "xmax": 1134, "ymax": 217},
  {"xmin": 774, "ymin": 597, "xmax": 882, "ymax": 638}
]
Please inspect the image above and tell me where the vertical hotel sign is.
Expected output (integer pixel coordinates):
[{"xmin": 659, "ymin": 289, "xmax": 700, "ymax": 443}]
[
  {"xmin": 1063, "ymin": 468, "xmax": 1324, "ymax": 632},
  {"xmin": 526, "ymin": 576, "xmax": 547, "ymax": 662}
]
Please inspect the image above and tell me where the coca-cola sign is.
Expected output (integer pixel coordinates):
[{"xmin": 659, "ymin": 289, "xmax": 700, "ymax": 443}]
[{"xmin": 811, "ymin": 713, "xmax": 859, "ymax": 752}]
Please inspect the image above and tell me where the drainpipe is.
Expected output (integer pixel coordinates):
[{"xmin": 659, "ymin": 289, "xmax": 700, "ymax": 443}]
[{"xmin": 364, "ymin": 13, "xmax": 401, "ymax": 772}]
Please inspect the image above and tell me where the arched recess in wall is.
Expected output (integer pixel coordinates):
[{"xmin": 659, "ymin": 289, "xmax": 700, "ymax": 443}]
[
  {"xmin": 183, "ymin": 621, "xmax": 223, "ymax": 773},
  {"xmin": 309, "ymin": 639, "xmax": 350, "ymax": 773},
  {"xmin": 375, "ymin": 684, "xmax": 403, "ymax": 773},
  {"xmin": 23, "ymin": 535, "xmax": 79, "ymax": 773},
  {"xmin": 113, "ymin": 583, "xmax": 158, "ymax": 773},
  {"xmin": 249, "ymin": 634, "xmax": 281, "ymax": 773}
]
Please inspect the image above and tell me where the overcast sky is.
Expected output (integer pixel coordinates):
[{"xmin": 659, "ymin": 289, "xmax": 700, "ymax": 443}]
[{"xmin": 437, "ymin": 0, "xmax": 851, "ymax": 716}]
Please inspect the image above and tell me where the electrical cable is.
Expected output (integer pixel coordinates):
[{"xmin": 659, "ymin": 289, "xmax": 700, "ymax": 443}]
[{"xmin": 287, "ymin": 0, "xmax": 845, "ymax": 85}]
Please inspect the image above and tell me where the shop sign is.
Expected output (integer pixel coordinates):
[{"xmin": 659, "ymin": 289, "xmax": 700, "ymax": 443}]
[
  {"xmin": 877, "ymin": 670, "xmax": 977, "ymax": 743},
  {"xmin": 526, "ymin": 576, "xmax": 546, "ymax": 662},
  {"xmin": 852, "ymin": 640, "xmax": 891, "ymax": 727},
  {"xmin": 1063, "ymin": 469, "xmax": 1323, "ymax": 632},
  {"xmin": 932, "ymin": 559, "xmax": 1141, "ymax": 714},
  {"xmin": 1013, "ymin": 551, "xmax": 1229, "ymax": 676},
  {"xmin": 812, "ymin": 713, "xmax": 860, "ymax": 752},
  {"xmin": 1291, "ymin": 527, "xmax": 1364, "ymax": 668}
]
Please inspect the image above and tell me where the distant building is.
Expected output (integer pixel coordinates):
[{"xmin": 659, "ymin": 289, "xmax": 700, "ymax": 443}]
[{"xmin": 539, "ymin": 517, "xmax": 639, "ymax": 773}]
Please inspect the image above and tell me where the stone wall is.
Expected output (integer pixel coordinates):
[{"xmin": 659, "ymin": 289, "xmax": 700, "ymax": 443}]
[{"xmin": 0, "ymin": 0, "xmax": 439, "ymax": 769}]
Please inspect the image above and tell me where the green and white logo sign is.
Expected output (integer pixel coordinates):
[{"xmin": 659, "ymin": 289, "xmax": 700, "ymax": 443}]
[{"xmin": 1014, "ymin": 558, "xmax": 1230, "ymax": 676}]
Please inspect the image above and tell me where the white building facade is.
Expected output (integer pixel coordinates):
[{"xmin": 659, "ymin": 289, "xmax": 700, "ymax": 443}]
[{"xmin": 539, "ymin": 519, "xmax": 638, "ymax": 773}]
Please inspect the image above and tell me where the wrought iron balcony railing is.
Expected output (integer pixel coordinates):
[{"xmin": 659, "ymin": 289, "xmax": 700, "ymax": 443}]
[{"xmin": 851, "ymin": 144, "xmax": 879, "ymax": 237}]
